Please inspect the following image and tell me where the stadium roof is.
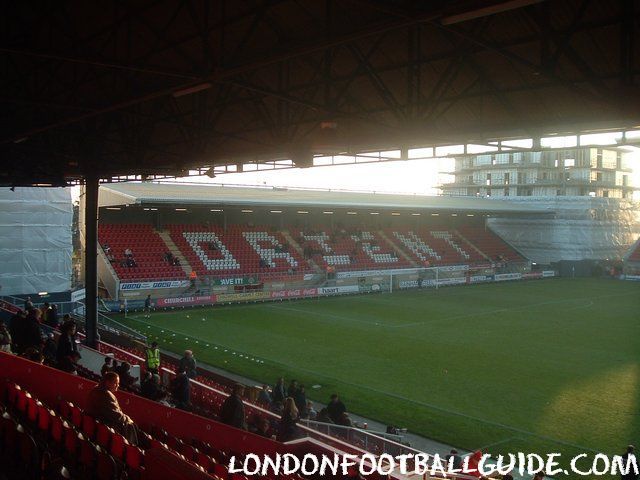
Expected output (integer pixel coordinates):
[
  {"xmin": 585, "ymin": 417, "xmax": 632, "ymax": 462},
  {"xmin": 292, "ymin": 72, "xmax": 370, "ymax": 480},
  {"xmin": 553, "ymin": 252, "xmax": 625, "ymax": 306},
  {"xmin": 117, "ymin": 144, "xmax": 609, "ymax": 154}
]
[
  {"xmin": 99, "ymin": 182, "xmax": 551, "ymax": 214},
  {"xmin": 2, "ymin": 0, "xmax": 639, "ymax": 186}
]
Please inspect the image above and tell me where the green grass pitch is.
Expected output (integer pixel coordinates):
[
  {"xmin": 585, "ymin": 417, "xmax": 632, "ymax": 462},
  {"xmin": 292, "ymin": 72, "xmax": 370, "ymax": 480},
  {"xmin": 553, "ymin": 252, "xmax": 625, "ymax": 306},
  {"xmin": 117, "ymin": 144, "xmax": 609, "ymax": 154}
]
[{"xmin": 117, "ymin": 278, "xmax": 639, "ymax": 465}]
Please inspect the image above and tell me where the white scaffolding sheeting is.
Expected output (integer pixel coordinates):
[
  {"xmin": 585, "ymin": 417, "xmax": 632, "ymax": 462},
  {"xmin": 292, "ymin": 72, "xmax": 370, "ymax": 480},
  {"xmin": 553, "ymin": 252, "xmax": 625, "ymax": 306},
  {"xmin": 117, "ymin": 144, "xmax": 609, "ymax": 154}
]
[
  {"xmin": 488, "ymin": 197, "xmax": 640, "ymax": 263},
  {"xmin": 0, "ymin": 187, "xmax": 73, "ymax": 295}
]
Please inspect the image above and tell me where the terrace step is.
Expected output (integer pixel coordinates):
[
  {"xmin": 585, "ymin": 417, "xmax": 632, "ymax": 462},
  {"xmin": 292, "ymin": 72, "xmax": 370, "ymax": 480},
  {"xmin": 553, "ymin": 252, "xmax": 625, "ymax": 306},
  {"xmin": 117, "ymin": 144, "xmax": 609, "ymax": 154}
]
[
  {"xmin": 281, "ymin": 230, "xmax": 323, "ymax": 273},
  {"xmin": 453, "ymin": 228, "xmax": 491, "ymax": 262},
  {"xmin": 157, "ymin": 230, "xmax": 193, "ymax": 275},
  {"xmin": 378, "ymin": 230, "xmax": 418, "ymax": 267}
]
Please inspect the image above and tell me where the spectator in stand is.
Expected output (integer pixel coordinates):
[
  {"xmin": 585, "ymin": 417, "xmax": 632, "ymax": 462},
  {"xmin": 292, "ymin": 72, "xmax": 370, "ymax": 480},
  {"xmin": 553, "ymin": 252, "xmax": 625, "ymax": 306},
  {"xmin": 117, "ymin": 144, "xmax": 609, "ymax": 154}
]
[
  {"xmin": 145, "ymin": 341, "xmax": 160, "ymax": 374},
  {"xmin": 446, "ymin": 449, "xmax": 463, "ymax": 471},
  {"xmin": 277, "ymin": 397, "xmax": 300, "ymax": 442},
  {"xmin": 56, "ymin": 320, "xmax": 78, "ymax": 367},
  {"xmin": 24, "ymin": 297, "xmax": 34, "ymax": 311},
  {"xmin": 287, "ymin": 379, "xmax": 298, "ymax": 398},
  {"xmin": 0, "ymin": 320, "xmax": 12, "ymax": 353},
  {"xmin": 293, "ymin": 384, "xmax": 308, "ymax": 418},
  {"xmin": 252, "ymin": 417, "xmax": 273, "ymax": 439},
  {"xmin": 178, "ymin": 350, "xmax": 197, "ymax": 378},
  {"xmin": 40, "ymin": 302, "xmax": 52, "ymax": 323},
  {"xmin": 189, "ymin": 270, "xmax": 198, "ymax": 287},
  {"xmin": 620, "ymin": 445, "xmax": 637, "ymax": 480},
  {"xmin": 316, "ymin": 407, "xmax": 333, "ymax": 423},
  {"xmin": 42, "ymin": 333, "xmax": 57, "ymax": 365},
  {"xmin": 101, "ymin": 356, "xmax": 114, "ymax": 377},
  {"xmin": 116, "ymin": 362, "xmax": 138, "ymax": 390},
  {"xmin": 22, "ymin": 347, "xmax": 44, "ymax": 364},
  {"xmin": 46, "ymin": 304, "xmax": 59, "ymax": 329},
  {"xmin": 306, "ymin": 401, "xmax": 317, "ymax": 420},
  {"xmin": 272, "ymin": 377, "xmax": 286, "ymax": 404},
  {"xmin": 327, "ymin": 393, "xmax": 347, "ymax": 424},
  {"xmin": 336, "ymin": 412, "xmax": 353, "ymax": 427},
  {"xmin": 103, "ymin": 243, "xmax": 111, "ymax": 254},
  {"xmin": 21, "ymin": 309, "xmax": 43, "ymax": 354},
  {"xmin": 141, "ymin": 372, "xmax": 162, "ymax": 401},
  {"xmin": 86, "ymin": 372, "xmax": 139, "ymax": 445},
  {"xmin": 8, "ymin": 310, "xmax": 26, "ymax": 353},
  {"xmin": 219, "ymin": 384, "xmax": 246, "ymax": 430},
  {"xmin": 124, "ymin": 248, "xmax": 133, "ymax": 258},
  {"xmin": 59, "ymin": 351, "xmax": 81, "ymax": 375},
  {"xmin": 171, "ymin": 372, "xmax": 191, "ymax": 411},
  {"xmin": 257, "ymin": 384, "xmax": 272, "ymax": 405}
]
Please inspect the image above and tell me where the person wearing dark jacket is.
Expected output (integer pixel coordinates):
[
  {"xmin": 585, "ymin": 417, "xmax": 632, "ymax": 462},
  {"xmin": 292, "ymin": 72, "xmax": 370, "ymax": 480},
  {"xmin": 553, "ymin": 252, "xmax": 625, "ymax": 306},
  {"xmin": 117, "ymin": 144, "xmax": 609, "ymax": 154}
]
[
  {"xmin": 46, "ymin": 304, "xmax": 59, "ymax": 329},
  {"xmin": 293, "ymin": 385, "xmax": 308, "ymax": 418},
  {"xmin": 171, "ymin": 372, "xmax": 191, "ymax": 411},
  {"xmin": 22, "ymin": 309, "xmax": 43, "ymax": 354},
  {"xmin": 42, "ymin": 333, "xmax": 57, "ymax": 365},
  {"xmin": 219, "ymin": 384, "xmax": 246, "ymax": 430},
  {"xmin": 620, "ymin": 445, "xmax": 637, "ymax": 480},
  {"xmin": 178, "ymin": 350, "xmax": 197, "ymax": 378},
  {"xmin": 327, "ymin": 394, "xmax": 347, "ymax": 424},
  {"xmin": 316, "ymin": 407, "xmax": 334, "ymax": 424},
  {"xmin": 287, "ymin": 379, "xmax": 298, "ymax": 398},
  {"xmin": 272, "ymin": 377, "xmax": 286, "ymax": 404},
  {"xmin": 56, "ymin": 321, "xmax": 78, "ymax": 366},
  {"xmin": 9, "ymin": 310, "xmax": 26, "ymax": 353}
]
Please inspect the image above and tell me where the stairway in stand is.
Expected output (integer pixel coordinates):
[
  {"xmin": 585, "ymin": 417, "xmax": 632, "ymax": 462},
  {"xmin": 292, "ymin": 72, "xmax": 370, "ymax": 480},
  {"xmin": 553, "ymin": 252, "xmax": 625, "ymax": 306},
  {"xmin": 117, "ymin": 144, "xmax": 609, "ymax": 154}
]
[
  {"xmin": 281, "ymin": 230, "xmax": 323, "ymax": 273},
  {"xmin": 157, "ymin": 230, "xmax": 193, "ymax": 276},
  {"xmin": 378, "ymin": 230, "xmax": 418, "ymax": 267},
  {"xmin": 453, "ymin": 229, "xmax": 491, "ymax": 262}
]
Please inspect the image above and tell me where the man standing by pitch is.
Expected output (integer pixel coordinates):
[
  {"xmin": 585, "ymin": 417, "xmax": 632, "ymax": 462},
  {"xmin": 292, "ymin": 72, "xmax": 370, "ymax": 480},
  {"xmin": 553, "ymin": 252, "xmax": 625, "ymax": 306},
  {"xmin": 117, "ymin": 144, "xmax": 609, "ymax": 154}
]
[{"xmin": 144, "ymin": 294, "xmax": 152, "ymax": 318}]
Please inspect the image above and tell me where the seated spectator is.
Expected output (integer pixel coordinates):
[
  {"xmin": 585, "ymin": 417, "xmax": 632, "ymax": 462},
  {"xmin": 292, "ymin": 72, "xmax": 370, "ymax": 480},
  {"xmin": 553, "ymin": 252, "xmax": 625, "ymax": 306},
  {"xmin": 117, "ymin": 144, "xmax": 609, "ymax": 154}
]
[
  {"xmin": 337, "ymin": 412, "xmax": 353, "ymax": 427},
  {"xmin": 446, "ymin": 449, "xmax": 463, "ymax": 471},
  {"xmin": 271, "ymin": 401, "xmax": 284, "ymax": 416},
  {"xmin": 171, "ymin": 372, "xmax": 191, "ymax": 411},
  {"xmin": 107, "ymin": 252, "xmax": 115, "ymax": 262},
  {"xmin": 86, "ymin": 372, "xmax": 139, "ymax": 445},
  {"xmin": 42, "ymin": 333, "xmax": 57, "ymax": 365},
  {"xmin": 252, "ymin": 416, "xmax": 273, "ymax": 439},
  {"xmin": 21, "ymin": 347, "xmax": 44, "ymax": 364},
  {"xmin": 56, "ymin": 320, "xmax": 78, "ymax": 366},
  {"xmin": 257, "ymin": 384, "xmax": 272, "ymax": 405},
  {"xmin": 327, "ymin": 393, "xmax": 347, "ymax": 423},
  {"xmin": 316, "ymin": 407, "xmax": 334, "ymax": 424},
  {"xmin": 116, "ymin": 361, "xmax": 138, "ymax": 390},
  {"xmin": 178, "ymin": 350, "xmax": 197, "ymax": 379},
  {"xmin": 172, "ymin": 257, "xmax": 180, "ymax": 266},
  {"xmin": 140, "ymin": 372, "xmax": 163, "ymax": 401},
  {"xmin": 58, "ymin": 351, "xmax": 81, "ymax": 375},
  {"xmin": 219, "ymin": 384, "xmax": 246, "ymax": 430},
  {"xmin": 124, "ymin": 248, "xmax": 133, "ymax": 257},
  {"xmin": 126, "ymin": 256, "xmax": 137, "ymax": 268},
  {"xmin": 103, "ymin": 243, "xmax": 111, "ymax": 254},
  {"xmin": 277, "ymin": 397, "xmax": 300, "ymax": 442},
  {"xmin": 306, "ymin": 401, "xmax": 317, "ymax": 420},
  {"xmin": 100, "ymin": 357, "xmax": 113, "ymax": 376},
  {"xmin": 0, "ymin": 320, "xmax": 12, "ymax": 353}
]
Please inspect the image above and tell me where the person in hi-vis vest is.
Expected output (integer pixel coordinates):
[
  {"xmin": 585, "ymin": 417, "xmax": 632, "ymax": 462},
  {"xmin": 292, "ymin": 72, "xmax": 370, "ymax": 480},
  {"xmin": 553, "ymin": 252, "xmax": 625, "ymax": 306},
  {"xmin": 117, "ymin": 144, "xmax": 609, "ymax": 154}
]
[{"xmin": 145, "ymin": 341, "xmax": 160, "ymax": 374}]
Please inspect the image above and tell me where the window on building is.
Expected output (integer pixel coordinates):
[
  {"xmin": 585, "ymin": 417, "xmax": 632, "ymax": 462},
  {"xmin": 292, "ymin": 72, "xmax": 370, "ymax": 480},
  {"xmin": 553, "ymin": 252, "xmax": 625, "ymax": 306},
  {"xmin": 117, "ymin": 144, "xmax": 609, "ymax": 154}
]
[
  {"xmin": 564, "ymin": 158, "xmax": 575, "ymax": 167},
  {"xmin": 596, "ymin": 149, "xmax": 603, "ymax": 168},
  {"xmin": 517, "ymin": 172, "xmax": 524, "ymax": 184},
  {"xmin": 486, "ymin": 189, "xmax": 491, "ymax": 197},
  {"xmin": 596, "ymin": 172, "xmax": 603, "ymax": 181},
  {"xmin": 508, "ymin": 153, "xmax": 514, "ymax": 164},
  {"xmin": 623, "ymin": 175, "xmax": 628, "ymax": 186},
  {"xmin": 542, "ymin": 172, "xmax": 548, "ymax": 180},
  {"xmin": 504, "ymin": 172, "xmax": 510, "ymax": 184},
  {"xmin": 603, "ymin": 190, "xmax": 609, "ymax": 198},
  {"xmin": 589, "ymin": 191, "xmax": 596, "ymax": 197},
  {"xmin": 556, "ymin": 189, "xmax": 562, "ymax": 196},
  {"xmin": 486, "ymin": 173, "xmax": 491, "ymax": 186},
  {"xmin": 504, "ymin": 188, "xmax": 509, "ymax": 196}
]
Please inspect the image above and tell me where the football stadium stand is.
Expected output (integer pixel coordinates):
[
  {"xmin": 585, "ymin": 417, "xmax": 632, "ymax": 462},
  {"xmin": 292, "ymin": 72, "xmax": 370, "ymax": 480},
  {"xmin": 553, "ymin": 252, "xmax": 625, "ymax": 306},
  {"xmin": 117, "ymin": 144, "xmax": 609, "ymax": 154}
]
[
  {"xmin": 99, "ymin": 224, "xmax": 186, "ymax": 281},
  {"xmin": 99, "ymin": 223, "xmax": 525, "ymax": 284}
]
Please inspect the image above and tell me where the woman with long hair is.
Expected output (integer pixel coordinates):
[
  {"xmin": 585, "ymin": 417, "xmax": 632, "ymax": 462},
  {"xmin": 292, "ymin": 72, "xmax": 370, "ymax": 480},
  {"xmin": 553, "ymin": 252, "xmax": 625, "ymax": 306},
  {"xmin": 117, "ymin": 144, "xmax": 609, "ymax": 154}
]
[{"xmin": 277, "ymin": 397, "xmax": 300, "ymax": 442}]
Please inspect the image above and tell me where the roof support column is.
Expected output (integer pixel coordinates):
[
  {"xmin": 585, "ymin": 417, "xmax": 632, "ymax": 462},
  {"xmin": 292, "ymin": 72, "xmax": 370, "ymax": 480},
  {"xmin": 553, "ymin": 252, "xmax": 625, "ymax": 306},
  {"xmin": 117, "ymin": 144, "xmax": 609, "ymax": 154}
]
[{"xmin": 84, "ymin": 174, "xmax": 100, "ymax": 348}]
